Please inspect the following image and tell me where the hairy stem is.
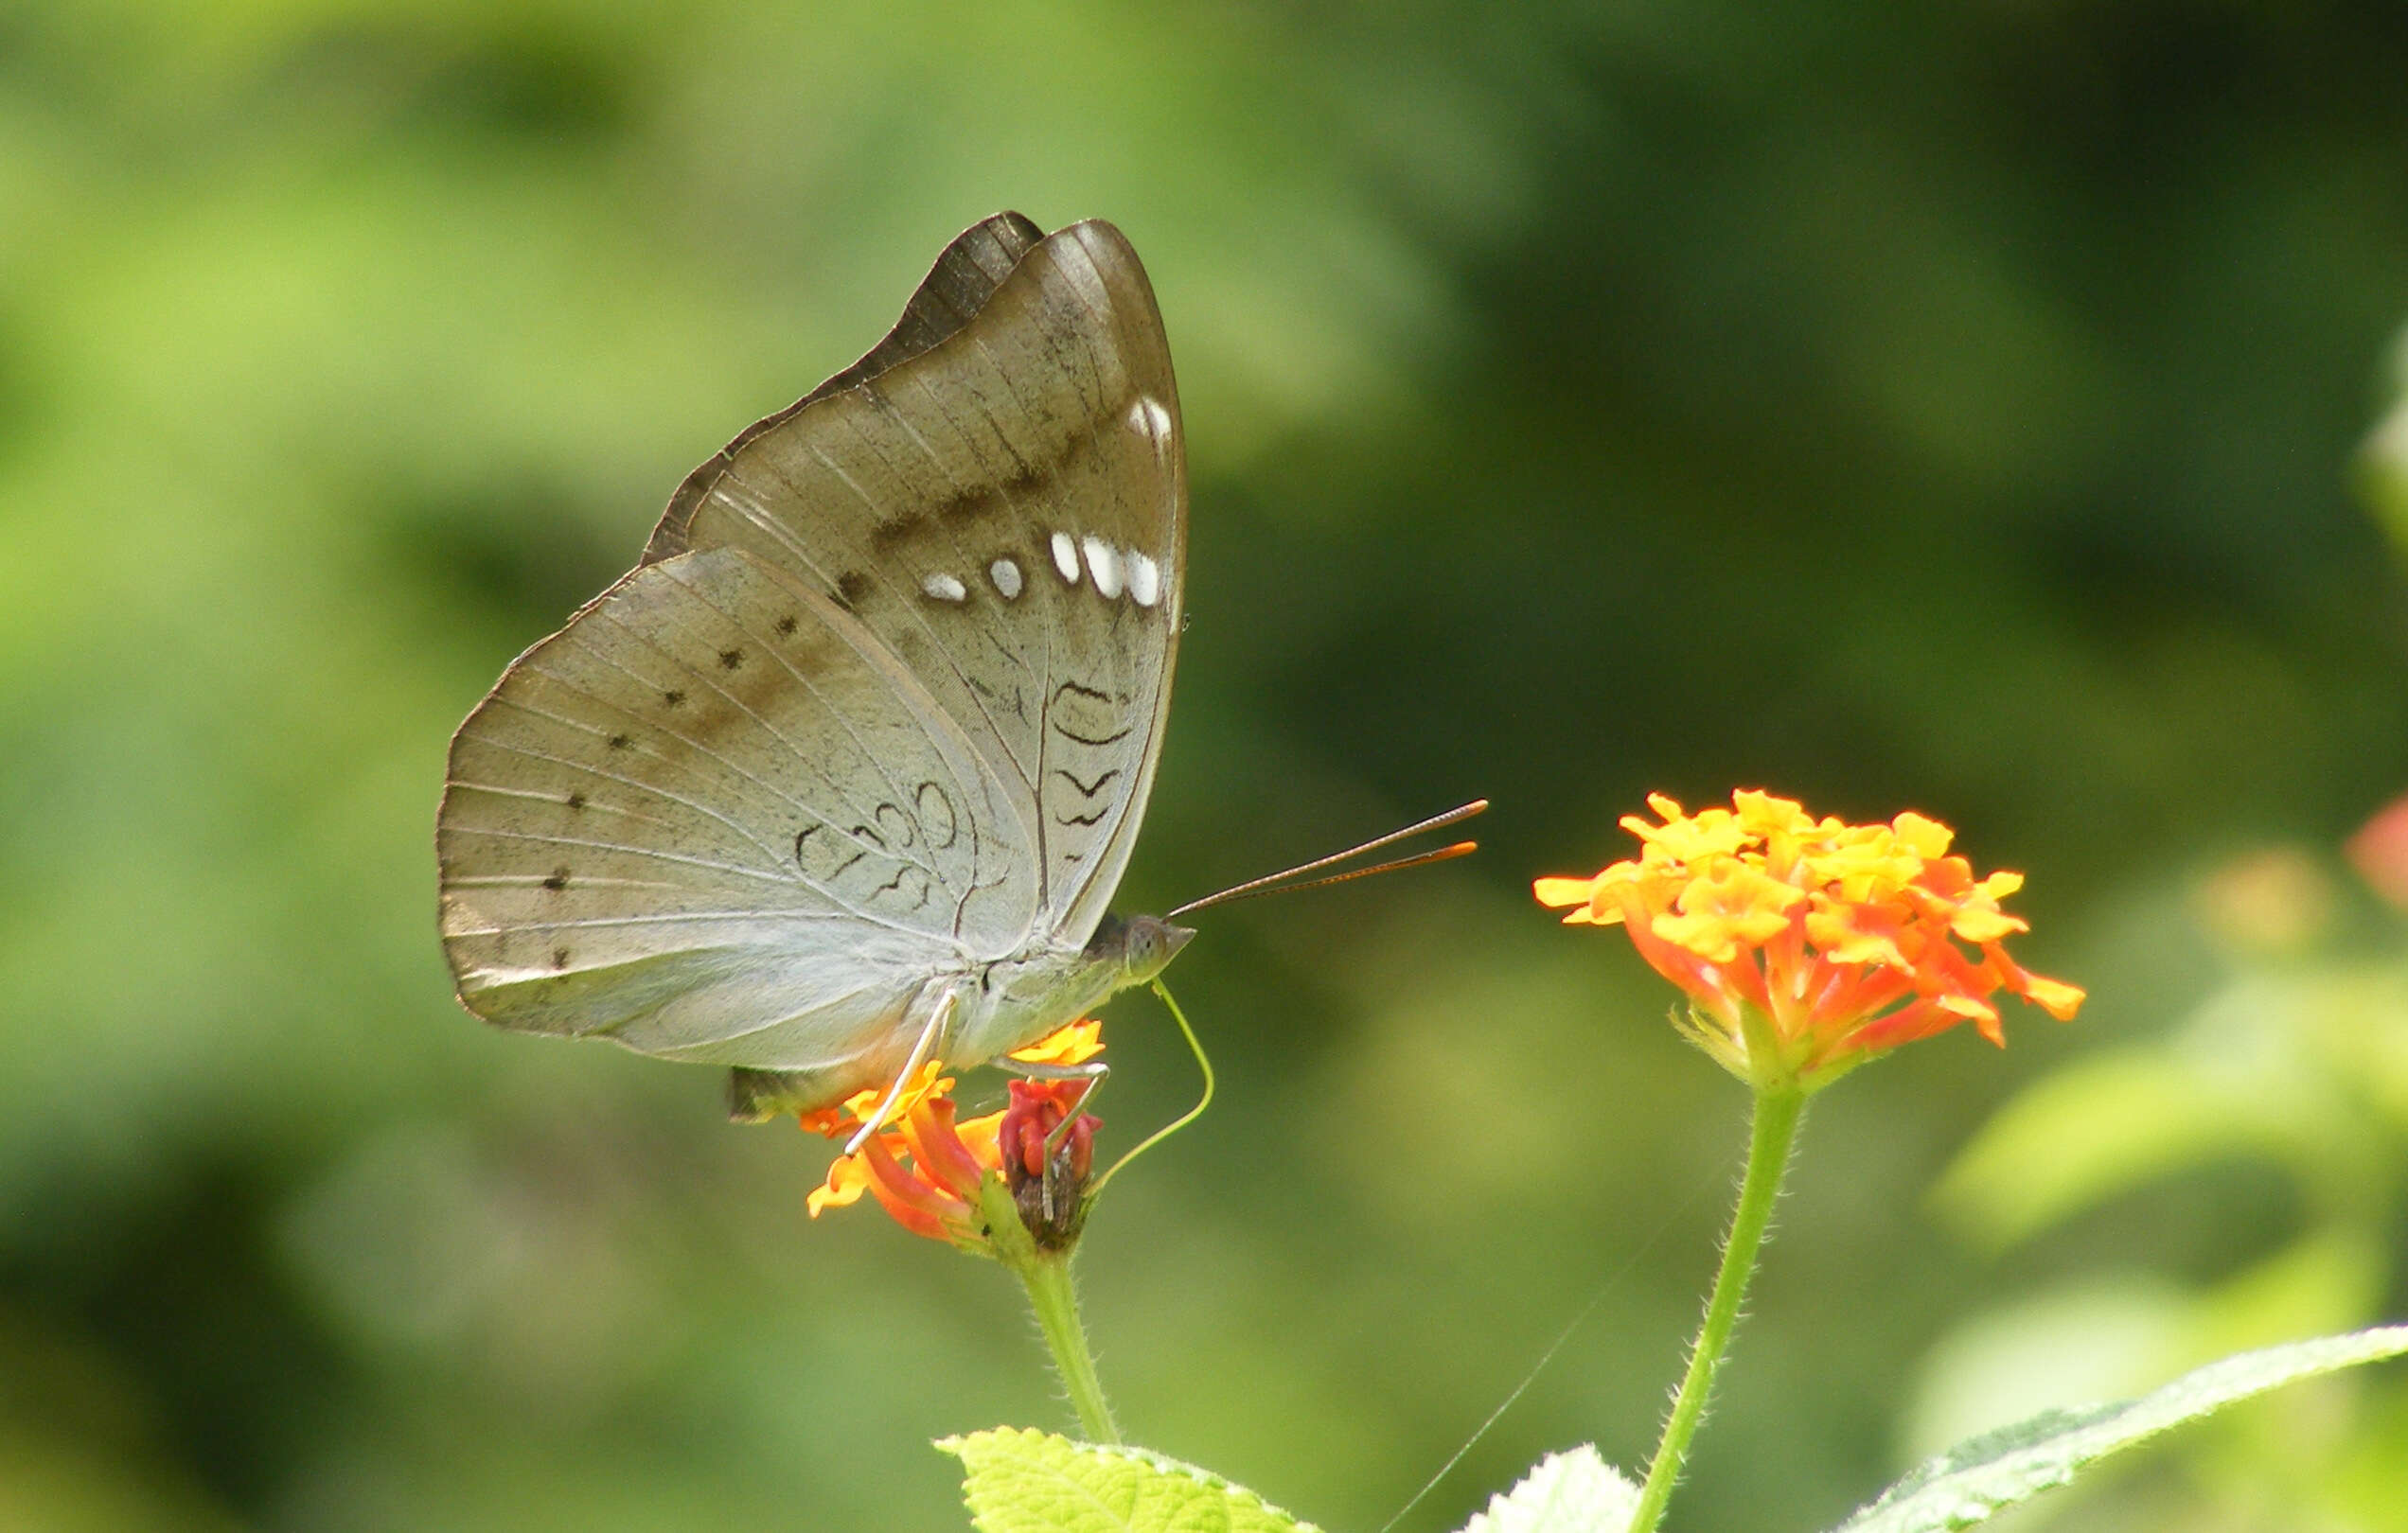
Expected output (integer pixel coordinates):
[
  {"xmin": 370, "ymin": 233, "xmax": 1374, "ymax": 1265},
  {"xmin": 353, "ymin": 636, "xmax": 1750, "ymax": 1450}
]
[
  {"xmin": 1015, "ymin": 1249, "xmax": 1121, "ymax": 1444},
  {"xmin": 1629, "ymin": 1086, "xmax": 1805, "ymax": 1533}
]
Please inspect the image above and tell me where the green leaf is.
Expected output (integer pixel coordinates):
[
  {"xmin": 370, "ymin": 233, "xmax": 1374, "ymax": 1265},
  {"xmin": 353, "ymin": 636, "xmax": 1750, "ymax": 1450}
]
[
  {"xmin": 939, "ymin": 1428, "xmax": 1316, "ymax": 1533},
  {"xmin": 1453, "ymin": 1446, "xmax": 1638, "ymax": 1533},
  {"xmin": 1929, "ymin": 1046, "xmax": 2320, "ymax": 1253},
  {"xmin": 1833, "ymin": 1324, "xmax": 2408, "ymax": 1533}
]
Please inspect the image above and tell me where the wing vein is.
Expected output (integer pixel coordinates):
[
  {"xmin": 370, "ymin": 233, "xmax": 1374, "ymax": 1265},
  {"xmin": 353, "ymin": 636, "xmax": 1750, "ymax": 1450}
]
[
  {"xmin": 456, "ymin": 722, "xmax": 793, "ymax": 870},
  {"xmin": 445, "ymin": 825, "xmax": 796, "ymax": 885},
  {"xmin": 556, "ymin": 619, "xmax": 932, "ymax": 894},
  {"xmin": 832, "ymin": 393, "xmax": 1039, "ymax": 782},
  {"xmin": 639, "ymin": 570, "xmax": 956, "ymax": 890},
  {"xmin": 455, "ymin": 909, "xmax": 878, "ymax": 932}
]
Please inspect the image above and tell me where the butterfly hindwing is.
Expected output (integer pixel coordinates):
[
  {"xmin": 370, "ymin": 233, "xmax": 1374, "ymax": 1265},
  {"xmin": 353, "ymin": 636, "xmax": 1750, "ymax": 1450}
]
[{"xmin": 438, "ymin": 544, "xmax": 1038, "ymax": 1078}]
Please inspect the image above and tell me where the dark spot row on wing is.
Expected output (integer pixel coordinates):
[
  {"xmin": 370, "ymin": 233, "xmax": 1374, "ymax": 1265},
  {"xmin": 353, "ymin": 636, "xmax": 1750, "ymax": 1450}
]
[
  {"xmin": 875, "ymin": 410, "xmax": 1094, "ymax": 543},
  {"xmin": 942, "ymin": 485, "xmax": 1000, "ymax": 523},
  {"xmin": 869, "ymin": 508, "xmax": 930, "ymax": 552}
]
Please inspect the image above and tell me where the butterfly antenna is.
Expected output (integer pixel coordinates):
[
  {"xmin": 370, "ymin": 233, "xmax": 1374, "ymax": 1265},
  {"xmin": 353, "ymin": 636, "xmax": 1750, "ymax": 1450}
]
[
  {"xmin": 1217, "ymin": 840, "xmax": 1478, "ymax": 902},
  {"xmin": 1166, "ymin": 800, "xmax": 1487, "ymax": 919}
]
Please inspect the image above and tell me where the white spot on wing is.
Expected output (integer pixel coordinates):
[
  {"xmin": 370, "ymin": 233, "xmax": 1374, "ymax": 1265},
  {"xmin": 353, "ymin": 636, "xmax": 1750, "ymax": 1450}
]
[
  {"xmin": 1126, "ymin": 396, "xmax": 1173, "ymax": 442},
  {"xmin": 989, "ymin": 557, "xmax": 1023, "ymax": 599},
  {"xmin": 1051, "ymin": 532, "xmax": 1080, "ymax": 583},
  {"xmin": 1126, "ymin": 551, "xmax": 1161, "ymax": 608},
  {"xmin": 1082, "ymin": 537, "xmax": 1124, "ymax": 599},
  {"xmin": 921, "ymin": 572, "xmax": 967, "ymax": 603}
]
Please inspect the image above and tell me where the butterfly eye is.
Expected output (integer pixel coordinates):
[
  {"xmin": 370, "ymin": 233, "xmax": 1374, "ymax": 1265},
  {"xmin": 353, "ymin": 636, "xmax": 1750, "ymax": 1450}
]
[{"xmin": 1115, "ymin": 915, "xmax": 1195, "ymax": 980}]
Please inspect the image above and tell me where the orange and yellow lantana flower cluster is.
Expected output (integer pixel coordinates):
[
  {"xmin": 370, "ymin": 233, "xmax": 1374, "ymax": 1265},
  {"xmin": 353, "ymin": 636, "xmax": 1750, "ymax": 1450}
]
[
  {"xmin": 802, "ymin": 1020, "xmax": 1105, "ymax": 1246},
  {"xmin": 1536, "ymin": 791, "xmax": 2084, "ymax": 1092}
]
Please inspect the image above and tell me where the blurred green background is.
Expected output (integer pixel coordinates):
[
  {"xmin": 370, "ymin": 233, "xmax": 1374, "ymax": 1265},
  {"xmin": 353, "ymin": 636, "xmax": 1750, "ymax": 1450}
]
[{"xmin": 6, "ymin": 2, "xmax": 2408, "ymax": 1530}]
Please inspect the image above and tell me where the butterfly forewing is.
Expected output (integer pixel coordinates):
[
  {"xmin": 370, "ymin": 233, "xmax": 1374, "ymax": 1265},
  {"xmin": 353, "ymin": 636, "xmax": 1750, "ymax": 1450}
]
[
  {"xmin": 642, "ymin": 212, "xmax": 1050, "ymax": 568},
  {"xmin": 646, "ymin": 220, "xmax": 1185, "ymax": 944},
  {"xmin": 437, "ymin": 214, "xmax": 1185, "ymax": 1092}
]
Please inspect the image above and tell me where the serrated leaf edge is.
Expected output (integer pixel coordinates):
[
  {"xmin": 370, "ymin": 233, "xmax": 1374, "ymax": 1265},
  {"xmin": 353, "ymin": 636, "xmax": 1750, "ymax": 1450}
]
[
  {"xmin": 1833, "ymin": 1323, "xmax": 2408, "ymax": 1533},
  {"xmin": 1457, "ymin": 1444, "xmax": 1639, "ymax": 1533},
  {"xmin": 937, "ymin": 1428, "xmax": 1321, "ymax": 1533}
]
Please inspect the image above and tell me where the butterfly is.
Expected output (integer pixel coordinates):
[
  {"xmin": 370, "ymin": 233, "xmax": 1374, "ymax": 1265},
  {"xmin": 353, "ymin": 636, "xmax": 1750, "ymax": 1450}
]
[{"xmin": 436, "ymin": 213, "xmax": 1194, "ymax": 1125}]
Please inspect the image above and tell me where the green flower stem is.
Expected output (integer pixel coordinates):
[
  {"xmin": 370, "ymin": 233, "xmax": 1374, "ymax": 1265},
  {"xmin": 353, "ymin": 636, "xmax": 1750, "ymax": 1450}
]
[
  {"xmin": 982, "ymin": 1176, "xmax": 1120, "ymax": 1444},
  {"xmin": 1629, "ymin": 1085, "xmax": 1805, "ymax": 1533},
  {"xmin": 1017, "ymin": 1252, "xmax": 1121, "ymax": 1444}
]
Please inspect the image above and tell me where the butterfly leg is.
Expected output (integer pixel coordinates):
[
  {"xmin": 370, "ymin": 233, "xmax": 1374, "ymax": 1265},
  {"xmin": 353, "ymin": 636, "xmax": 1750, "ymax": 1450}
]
[
  {"xmin": 843, "ymin": 985, "xmax": 960, "ymax": 1155},
  {"xmin": 1005, "ymin": 1057, "xmax": 1110, "ymax": 1220},
  {"xmin": 1034, "ymin": 1071, "xmax": 1110, "ymax": 1226}
]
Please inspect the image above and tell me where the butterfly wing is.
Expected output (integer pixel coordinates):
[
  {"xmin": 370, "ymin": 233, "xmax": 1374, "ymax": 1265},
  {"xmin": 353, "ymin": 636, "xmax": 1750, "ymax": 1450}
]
[
  {"xmin": 438, "ymin": 214, "xmax": 1184, "ymax": 1101},
  {"xmin": 438, "ymin": 544, "xmax": 1038, "ymax": 1083},
  {"xmin": 646, "ymin": 216, "xmax": 1187, "ymax": 948}
]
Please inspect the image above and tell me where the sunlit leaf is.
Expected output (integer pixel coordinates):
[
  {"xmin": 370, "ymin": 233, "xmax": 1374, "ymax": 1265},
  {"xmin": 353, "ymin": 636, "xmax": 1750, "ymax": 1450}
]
[
  {"xmin": 1453, "ymin": 1446, "xmax": 1638, "ymax": 1533},
  {"xmin": 941, "ymin": 1428, "xmax": 1315, "ymax": 1533},
  {"xmin": 1832, "ymin": 1325, "xmax": 2408, "ymax": 1533}
]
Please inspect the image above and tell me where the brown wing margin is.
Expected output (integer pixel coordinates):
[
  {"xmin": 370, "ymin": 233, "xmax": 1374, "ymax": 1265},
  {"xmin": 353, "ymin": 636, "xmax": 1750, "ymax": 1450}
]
[{"xmin": 642, "ymin": 212, "xmax": 1050, "ymax": 565}]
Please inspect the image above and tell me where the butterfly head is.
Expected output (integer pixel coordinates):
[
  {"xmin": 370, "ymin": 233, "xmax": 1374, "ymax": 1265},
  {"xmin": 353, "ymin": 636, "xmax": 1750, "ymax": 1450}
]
[{"xmin": 1087, "ymin": 912, "xmax": 1195, "ymax": 984}]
